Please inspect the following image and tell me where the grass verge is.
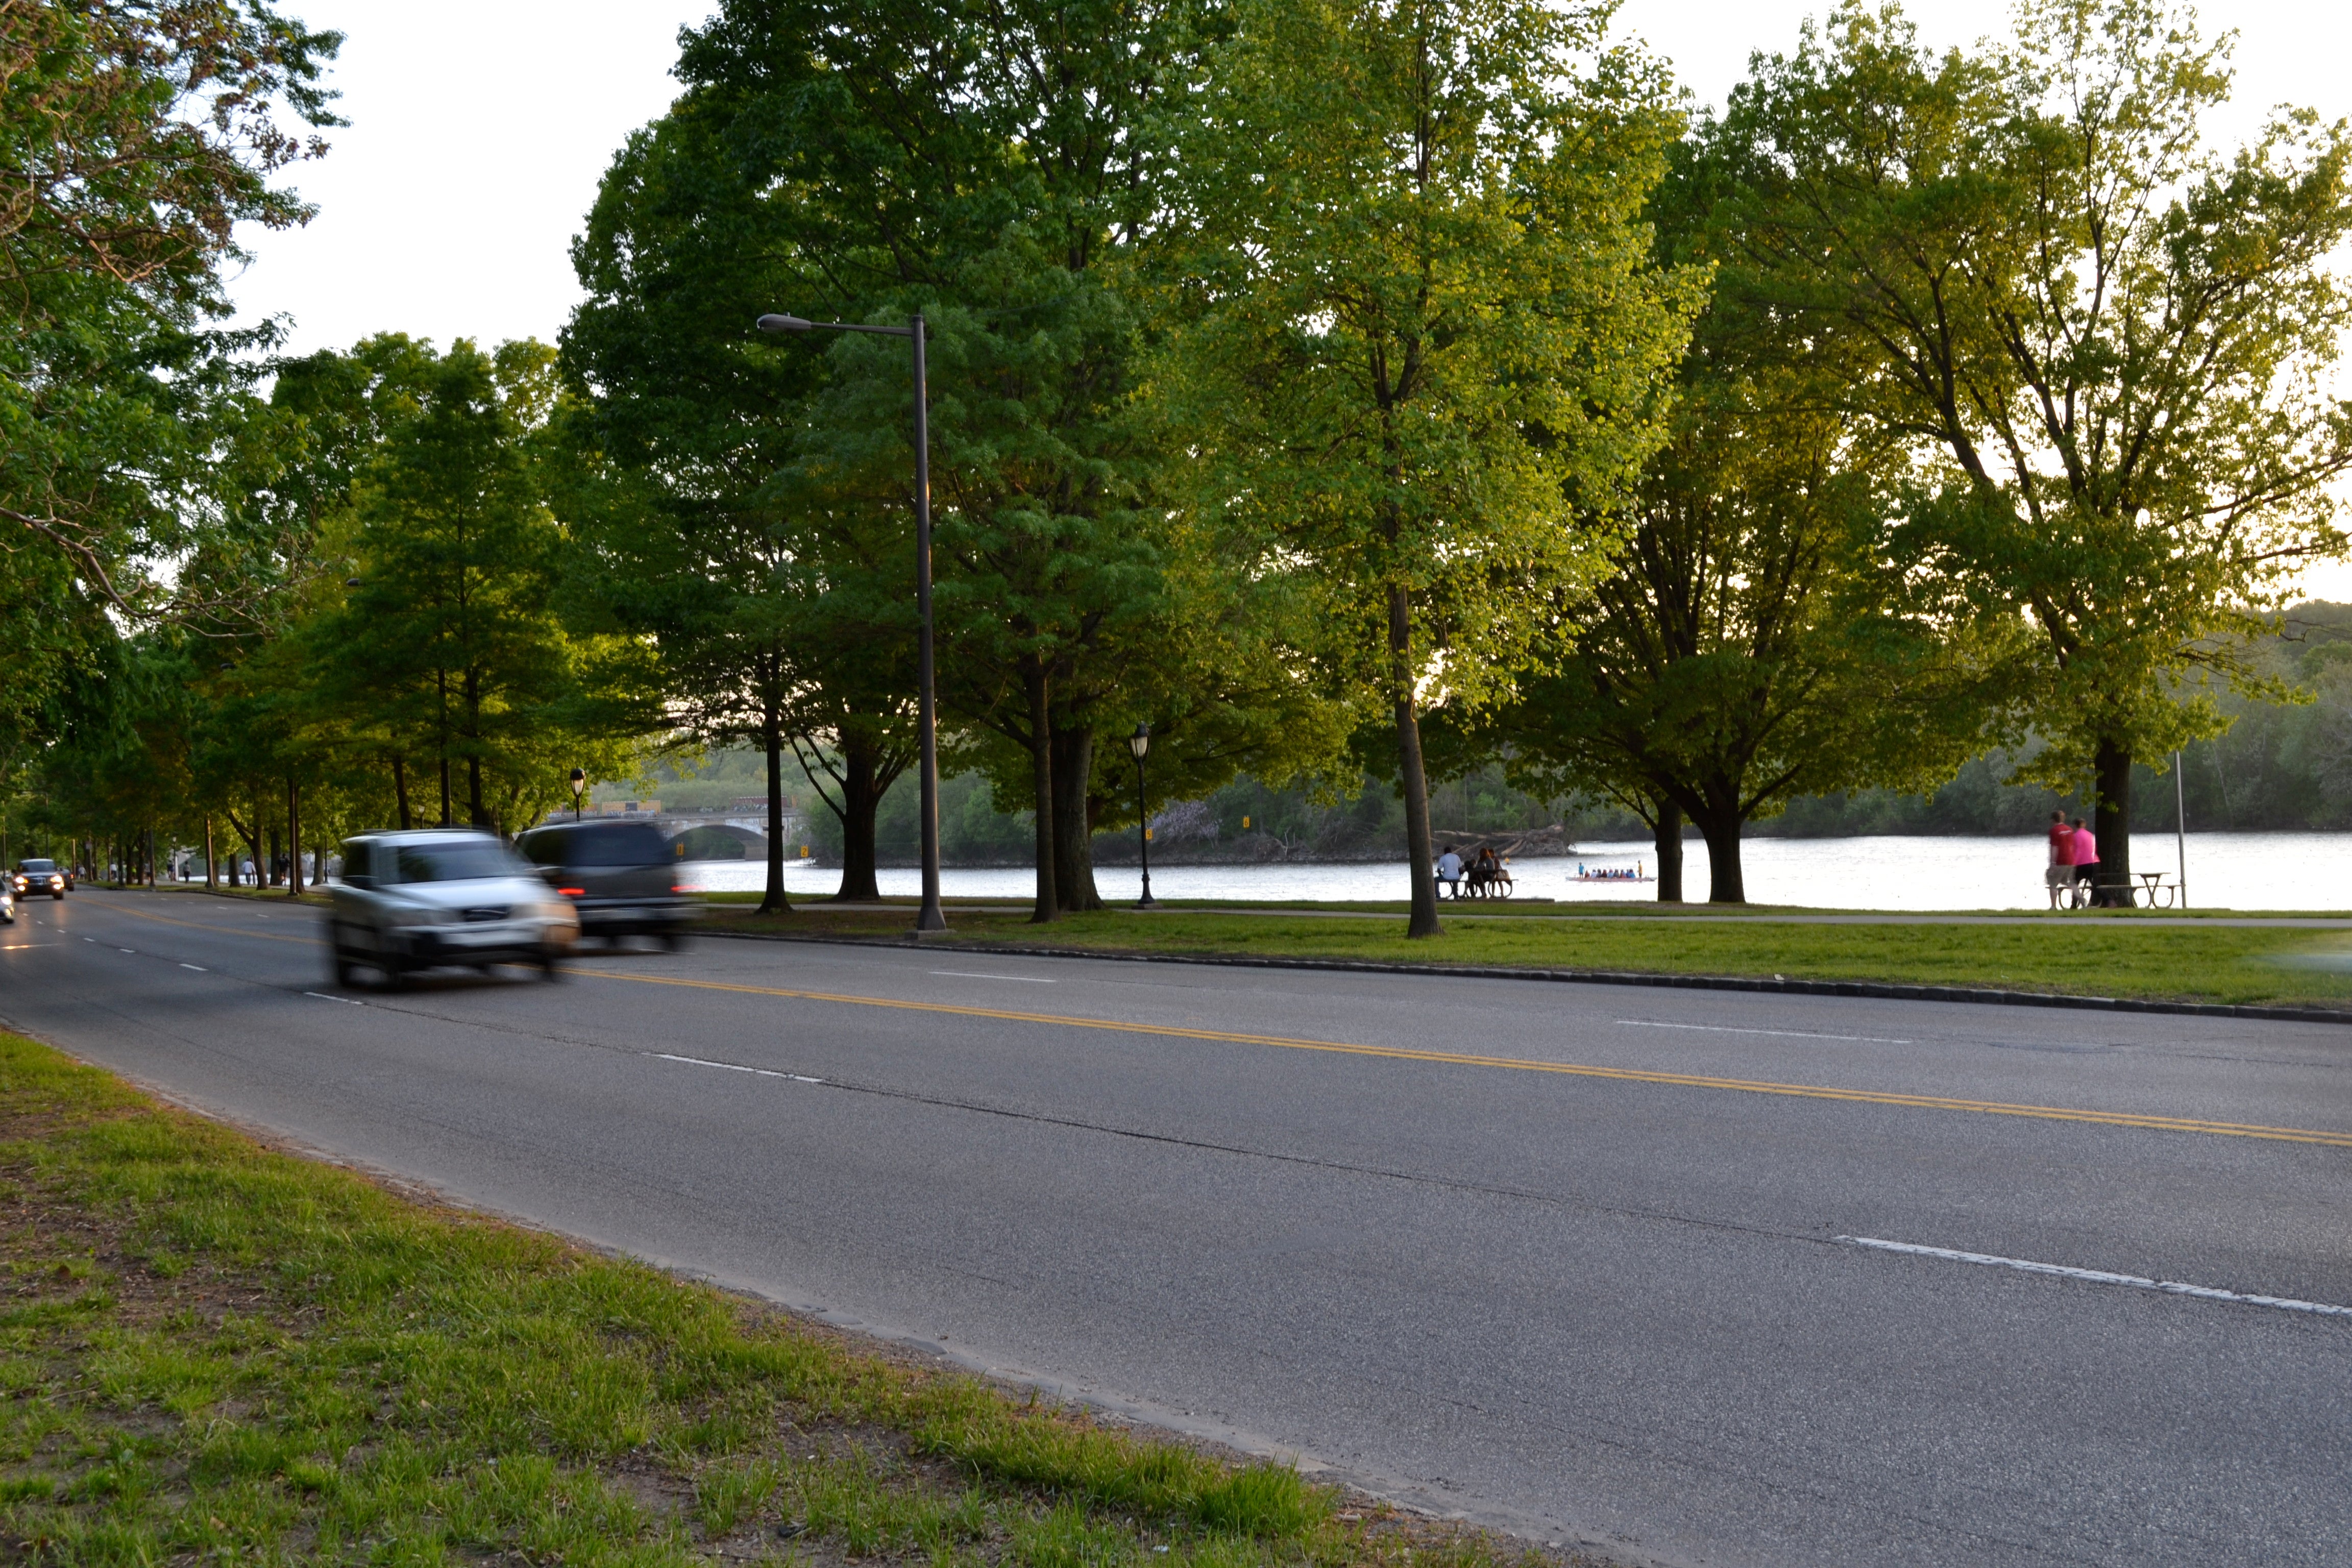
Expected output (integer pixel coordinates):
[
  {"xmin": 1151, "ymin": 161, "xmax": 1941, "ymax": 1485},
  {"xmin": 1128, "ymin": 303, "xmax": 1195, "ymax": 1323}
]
[
  {"xmin": 0, "ymin": 1031, "xmax": 1551, "ymax": 1566},
  {"xmin": 702, "ymin": 903, "xmax": 2352, "ymax": 1011}
]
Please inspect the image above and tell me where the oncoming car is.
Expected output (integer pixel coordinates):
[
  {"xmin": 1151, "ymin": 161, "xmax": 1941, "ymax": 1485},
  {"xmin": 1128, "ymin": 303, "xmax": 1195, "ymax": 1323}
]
[
  {"xmin": 1, "ymin": 883, "xmax": 14, "ymax": 925},
  {"xmin": 327, "ymin": 830, "xmax": 578, "ymax": 989},
  {"xmin": 12, "ymin": 860, "xmax": 65, "ymax": 900}
]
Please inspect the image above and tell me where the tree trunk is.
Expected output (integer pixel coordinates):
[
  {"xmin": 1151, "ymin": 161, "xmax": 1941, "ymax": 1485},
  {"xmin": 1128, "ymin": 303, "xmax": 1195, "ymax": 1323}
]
[
  {"xmin": 2093, "ymin": 738, "xmax": 2133, "ymax": 906},
  {"xmin": 438, "ymin": 755, "xmax": 452, "ymax": 827},
  {"xmin": 1051, "ymin": 724, "xmax": 1103, "ymax": 912},
  {"xmin": 1653, "ymin": 798, "xmax": 1684, "ymax": 903},
  {"xmin": 1025, "ymin": 663, "xmax": 1058, "ymax": 923},
  {"xmin": 758, "ymin": 692, "xmax": 790, "ymax": 915},
  {"xmin": 1390, "ymin": 586, "xmax": 1441, "ymax": 939},
  {"xmin": 392, "ymin": 755, "xmax": 412, "ymax": 830},
  {"xmin": 287, "ymin": 779, "xmax": 303, "ymax": 895},
  {"xmin": 467, "ymin": 756, "xmax": 485, "ymax": 830},
  {"xmin": 832, "ymin": 738, "xmax": 885, "ymax": 902},
  {"xmin": 1694, "ymin": 808, "xmax": 1746, "ymax": 904}
]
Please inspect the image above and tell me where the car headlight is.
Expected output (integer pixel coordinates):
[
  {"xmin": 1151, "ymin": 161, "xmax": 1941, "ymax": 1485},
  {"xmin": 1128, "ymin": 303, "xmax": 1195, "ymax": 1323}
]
[{"xmin": 385, "ymin": 904, "xmax": 435, "ymax": 928}]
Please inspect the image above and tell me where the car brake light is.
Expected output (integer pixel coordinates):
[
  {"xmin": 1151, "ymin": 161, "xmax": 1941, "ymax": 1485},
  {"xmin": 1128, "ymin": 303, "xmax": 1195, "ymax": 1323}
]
[
  {"xmin": 672, "ymin": 884, "xmax": 690, "ymax": 893},
  {"xmin": 557, "ymin": 887, "xmax": 585, "ymax": 897}
]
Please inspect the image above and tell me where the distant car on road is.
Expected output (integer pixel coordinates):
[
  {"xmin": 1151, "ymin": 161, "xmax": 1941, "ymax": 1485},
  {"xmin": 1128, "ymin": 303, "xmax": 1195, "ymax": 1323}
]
[
  {"xmin": 515, "ymin": 819, "xmax": 698, "ymax": 950},
  {"xmin": 12, "ymin": 860, "xmax": 65, "ymax": 899},
  {"xmin": 327, "ymin": 830, "xmax": 578, "ymax": 989}
]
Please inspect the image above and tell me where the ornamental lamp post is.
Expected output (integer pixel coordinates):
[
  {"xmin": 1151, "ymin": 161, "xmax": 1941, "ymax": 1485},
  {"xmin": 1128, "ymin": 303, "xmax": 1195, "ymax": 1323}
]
[
  {"xmin": 757, "ymin": 310, "xmax": 947, "ymax": 934},
  {"xmin": 1129, "ymin": 722, "xmax": 1157, "ymax": 911},
  {"xmin": 569, "ymin": 768, "xmax": 586, "ymax": 823}
]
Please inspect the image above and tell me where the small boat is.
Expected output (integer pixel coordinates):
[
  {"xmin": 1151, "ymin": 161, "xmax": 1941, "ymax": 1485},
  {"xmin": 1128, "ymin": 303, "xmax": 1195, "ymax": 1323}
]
[{"xmin": 1572, "ymin": 860, "xmax": 1652, "ymax": 883}]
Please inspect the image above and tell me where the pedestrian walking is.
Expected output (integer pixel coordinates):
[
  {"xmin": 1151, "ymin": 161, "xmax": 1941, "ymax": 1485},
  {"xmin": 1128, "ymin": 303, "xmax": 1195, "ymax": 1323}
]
[
  {"xmin": 2070, "ymin": 817, "xmax": 2098, "ymax": 904},
  {"xmin": 2045, "ymin": 810, "xmax": 2076, "ymax": 909},
  {"xmin": 1436, "ymin": 845, "xmax": 1463, "ymax": 900}
]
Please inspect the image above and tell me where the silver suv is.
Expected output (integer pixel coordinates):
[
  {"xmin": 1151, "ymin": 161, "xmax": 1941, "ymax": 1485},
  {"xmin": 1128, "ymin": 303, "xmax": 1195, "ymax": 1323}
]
[{"xmin": 327, "ymin": 830, "xmax": 579, "ymax": 988}]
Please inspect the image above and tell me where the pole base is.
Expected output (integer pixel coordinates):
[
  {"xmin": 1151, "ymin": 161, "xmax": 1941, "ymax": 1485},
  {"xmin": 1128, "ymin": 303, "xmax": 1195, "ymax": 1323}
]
[
  {"xmin": 1135, "ymin": 896, "xmax": 1158, "ymax": 910},
  {"xmin": 913, "ymin": 900, "xmax": 950, "ymax": 934}
]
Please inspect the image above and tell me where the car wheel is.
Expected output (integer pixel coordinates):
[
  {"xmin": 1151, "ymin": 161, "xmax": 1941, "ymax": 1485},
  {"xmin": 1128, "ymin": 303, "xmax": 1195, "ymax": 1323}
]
[
  {"xmin": 660, "ymin": 930, "xmax": 688, "ymax": 952},
  {"xmin": 331, "ymin": 950, "xmax": 355, "ymax": 986},
  {"xmin": 379, "ymin": 955, "xmax": 411, "ymax": 992},
  {"xmin": 536, "ymin": 950, "xmax": 563, "ymax": 982}
]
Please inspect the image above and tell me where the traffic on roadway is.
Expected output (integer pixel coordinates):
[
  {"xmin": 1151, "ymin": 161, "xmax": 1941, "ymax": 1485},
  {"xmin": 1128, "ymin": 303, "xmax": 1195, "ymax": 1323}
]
[{"xmin": 2, "ymin": 888, "xmax": 2347, "ymax": 1567}]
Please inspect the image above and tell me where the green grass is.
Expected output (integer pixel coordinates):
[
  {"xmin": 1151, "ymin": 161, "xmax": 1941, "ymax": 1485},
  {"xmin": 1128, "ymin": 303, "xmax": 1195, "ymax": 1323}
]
[
  {"xmin": 704, "ymin": 903, "xmax": 2352, "ymax": 1010},
  {"xmin": 0, "ymin": 1032, "xmax": 1549, "ymax": 1566}
]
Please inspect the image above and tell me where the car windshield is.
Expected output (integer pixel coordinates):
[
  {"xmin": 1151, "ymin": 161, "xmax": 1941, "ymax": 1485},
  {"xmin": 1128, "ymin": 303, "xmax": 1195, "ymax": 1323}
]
[
  {"xmin": 19, "ymin": 861, "xmax": 52, "ymax": 873},
  {"xmin": 387, "ymin": 841, "xmax": 521, "ymax": 885}
]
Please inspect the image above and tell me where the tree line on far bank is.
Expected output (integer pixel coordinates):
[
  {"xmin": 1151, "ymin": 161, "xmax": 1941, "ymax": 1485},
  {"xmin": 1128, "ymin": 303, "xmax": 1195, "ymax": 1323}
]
[{"xmin": 4, "ymin": 0, "xmax": 2350, "ymax": 922}]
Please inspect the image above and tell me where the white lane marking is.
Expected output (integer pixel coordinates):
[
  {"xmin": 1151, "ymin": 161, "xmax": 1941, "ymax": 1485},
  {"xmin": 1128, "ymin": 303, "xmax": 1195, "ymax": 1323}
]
[
  {"xmin": 1838, "ymin": 1235, "xmax": 2352, "ymax": 1319},
  {"xmin": 180, "ymin": 963, "xmax": 207, "ymax": 972},
  {"xmin": 930, "ymin": 970, "xmax": 1057, "ymax": 984},
  {"xmin": 119, "ymin": 947, "xmax": 136, "ymax": 953},
  {"xmin": 1619, "ymin": 1019, "xmax": 1913, "ymax": 1045},
  {"xmin": 651, "ymin": 1052, "xmax": 823, "ymax": 1084},
  {"xmin": 303, "ymin": 992, "xmax": 364, "ymax": 1006}
]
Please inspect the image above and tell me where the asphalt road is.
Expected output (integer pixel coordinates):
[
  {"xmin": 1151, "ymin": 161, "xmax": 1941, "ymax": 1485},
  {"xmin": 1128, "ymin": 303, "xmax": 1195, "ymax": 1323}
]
[{"xmin": 3, "ymin": 888, "xmax": 2348, "ymax": 1568}]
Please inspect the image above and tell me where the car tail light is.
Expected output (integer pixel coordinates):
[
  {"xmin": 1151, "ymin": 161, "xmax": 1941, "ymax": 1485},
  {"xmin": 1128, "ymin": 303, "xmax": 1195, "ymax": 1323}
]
[
  {"xmin": 673, "ymin": 884, "xmax": 690, "ymax": 893},
  {"xmin": 557, "ymin": 887, "xmax": 584, "ymax": 897}
]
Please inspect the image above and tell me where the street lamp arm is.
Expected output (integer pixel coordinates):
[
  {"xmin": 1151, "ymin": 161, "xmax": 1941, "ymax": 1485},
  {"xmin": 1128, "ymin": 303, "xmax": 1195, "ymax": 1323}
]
[{"xmin": 757, "ymin": 314, "xmax": 915, "ymax": 338}]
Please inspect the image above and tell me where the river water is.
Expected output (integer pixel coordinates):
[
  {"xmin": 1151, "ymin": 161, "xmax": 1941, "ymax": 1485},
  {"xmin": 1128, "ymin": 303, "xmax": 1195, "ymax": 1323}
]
[{"xmin": 678, "ymin": 830, "xmax": 2352, "ymax": 912}]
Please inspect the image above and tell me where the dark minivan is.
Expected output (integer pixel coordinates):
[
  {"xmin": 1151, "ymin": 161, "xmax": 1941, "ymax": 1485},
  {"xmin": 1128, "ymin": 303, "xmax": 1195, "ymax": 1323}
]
[{"xmin": 516, "ymin": 820, "xmax": 697, "ymax": 948}]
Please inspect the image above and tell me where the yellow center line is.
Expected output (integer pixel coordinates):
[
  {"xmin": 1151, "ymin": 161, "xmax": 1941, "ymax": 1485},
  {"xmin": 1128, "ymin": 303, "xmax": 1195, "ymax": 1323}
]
[
  {"xmin": 61, "ymin": 897, "xmax": 322, "ymax": 946},
  {"xmin": 578, "ymin": 967, "xmax": 2352, "ymax": 1149}
]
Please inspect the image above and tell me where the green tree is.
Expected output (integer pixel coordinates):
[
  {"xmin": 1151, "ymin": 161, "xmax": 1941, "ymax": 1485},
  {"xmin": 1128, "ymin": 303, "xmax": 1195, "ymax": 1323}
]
[
  {"xmin": 1719, "ymin": 0, "xmax": 2352, "ymax": 899},
  {"xmin": 1165, "ymin": 0, "xmax": 1699, "ymax": 935},
  {"xmin": 560, "ymin": 87, "xmax": 912, "ymax": 914},
  {"xmin": 697, "ymin": 0, "xmax": 1202, "ymax": 921},
  {"xmin": 0, "ymin": 0, "xmax": 338, "ymax": 650},
  {"xmin": 582, "ymin": 0, "xmax": 1258, "ymax": 923},
  {"xmin": 1472, "ymin": 148, "xmax": 2010, "ymax": 903},
  {"xmin": 312, "ymin": 340, "xmax": 597, "ymax": 832}
]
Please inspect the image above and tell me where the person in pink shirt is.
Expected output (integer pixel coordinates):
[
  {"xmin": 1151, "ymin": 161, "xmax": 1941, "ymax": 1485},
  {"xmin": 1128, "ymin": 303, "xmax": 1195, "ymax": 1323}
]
[
  {"xmin": 2045, "ymin": 810, "xmax": 2076, "ymax": 908},
  {"xmin": 2070, "ymin": 817, "xmax": 2098, "ymax": 903}
]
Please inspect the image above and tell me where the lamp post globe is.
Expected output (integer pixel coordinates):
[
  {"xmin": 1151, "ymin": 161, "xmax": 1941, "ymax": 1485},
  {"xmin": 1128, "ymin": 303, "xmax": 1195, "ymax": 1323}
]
[
  {"xmin": 568, "ymin": 767, "xmax": 586, "ymax": 824},
  {"xmin": 1130, "ymin": 723, "xmax": 1156, "ymax": 910}
]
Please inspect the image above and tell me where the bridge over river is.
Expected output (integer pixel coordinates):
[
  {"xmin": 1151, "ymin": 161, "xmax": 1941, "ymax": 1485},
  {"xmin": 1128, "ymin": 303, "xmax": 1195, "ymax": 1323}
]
[{"xmin": 550, "ymin": 805, "xmax": 810, "ymax": 862}]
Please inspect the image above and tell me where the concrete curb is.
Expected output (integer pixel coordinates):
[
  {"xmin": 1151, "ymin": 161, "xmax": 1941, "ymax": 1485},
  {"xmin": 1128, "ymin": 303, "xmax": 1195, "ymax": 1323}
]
[{"xmin": 700, "ymin": 927, "xmax": 2352, "ymax": 1028}]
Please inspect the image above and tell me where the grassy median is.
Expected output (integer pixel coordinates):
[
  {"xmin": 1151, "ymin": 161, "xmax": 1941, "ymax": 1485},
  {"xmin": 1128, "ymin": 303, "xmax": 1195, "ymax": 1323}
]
[
  {"xmin": 703, "ymin": 900, "xmax": 2352, "ymax": 1010},
  {"xmin": 0, "ymin": 1032, "xmax": 1545, "ymax": 1566}
]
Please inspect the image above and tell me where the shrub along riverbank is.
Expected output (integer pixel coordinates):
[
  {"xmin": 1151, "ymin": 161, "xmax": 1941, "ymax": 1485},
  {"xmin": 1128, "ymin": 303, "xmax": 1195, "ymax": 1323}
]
[
  {"xmin": 0, "ymin": 1032, "xmax": 1549, "ymax": 1566},
  {"xmin": 700, "ymin": 900, "xmax": 2352, "ymax": 1011}
]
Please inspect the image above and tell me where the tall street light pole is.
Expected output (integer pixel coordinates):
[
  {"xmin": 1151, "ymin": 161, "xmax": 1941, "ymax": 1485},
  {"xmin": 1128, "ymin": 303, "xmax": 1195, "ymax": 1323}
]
[
  {"xmin": 756, "ymin": 311, "xmax": 947, "ymax": 933},
  {"xmin": 1128, "ymin": 722, "xmax": 1157, "ymax": 910}
]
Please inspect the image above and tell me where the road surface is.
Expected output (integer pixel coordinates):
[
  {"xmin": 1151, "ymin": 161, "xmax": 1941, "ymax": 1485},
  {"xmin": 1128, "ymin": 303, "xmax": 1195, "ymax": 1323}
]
[{"xmin": 3, "ymin": 889, "xmax": 2347, "ymax": 1567}]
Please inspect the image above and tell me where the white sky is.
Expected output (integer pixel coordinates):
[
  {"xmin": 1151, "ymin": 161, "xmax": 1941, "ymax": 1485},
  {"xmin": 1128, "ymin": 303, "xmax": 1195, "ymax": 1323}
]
[{"xmin": 226, "ymin": 0, "xmax": 2352, "ymax": 596}]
